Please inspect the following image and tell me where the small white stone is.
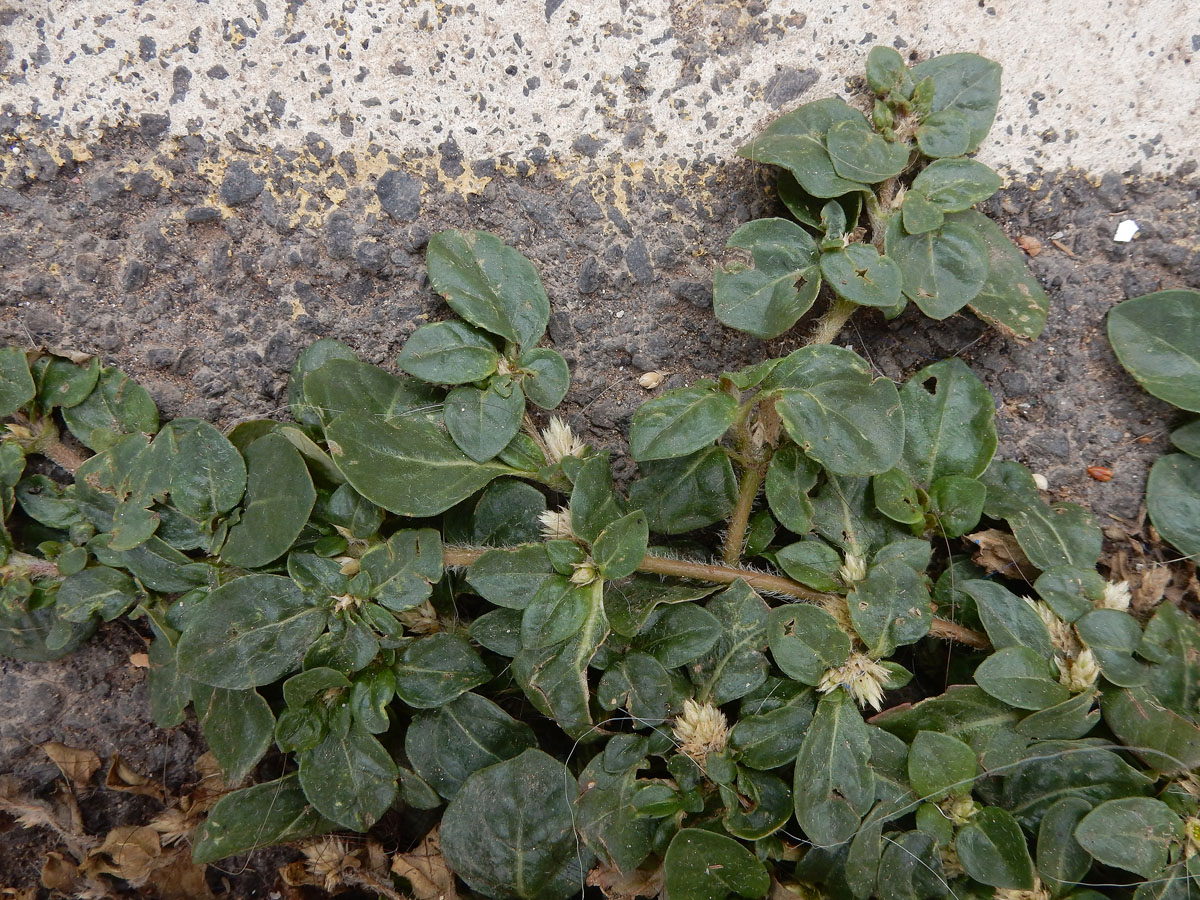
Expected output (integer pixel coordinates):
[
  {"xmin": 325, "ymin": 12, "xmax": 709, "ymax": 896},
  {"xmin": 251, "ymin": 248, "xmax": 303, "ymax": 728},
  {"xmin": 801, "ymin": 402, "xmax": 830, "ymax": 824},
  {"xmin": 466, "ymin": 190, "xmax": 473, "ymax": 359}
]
[
  {"xmin": 615, "ymin": 309, "xmax": 624, "ymax": 318},
  {"xmin": 1032, "ymin": 473, "xmax": 1049, "ymax": 490},
  {"xmin": 1113, "ymin": 220, "xmax": 1139, "ymax": 242}
]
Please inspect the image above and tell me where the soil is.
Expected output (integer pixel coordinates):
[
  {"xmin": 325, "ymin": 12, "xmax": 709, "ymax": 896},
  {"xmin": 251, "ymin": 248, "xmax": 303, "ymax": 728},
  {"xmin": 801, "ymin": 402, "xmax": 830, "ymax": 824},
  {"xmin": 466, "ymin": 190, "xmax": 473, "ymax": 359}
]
[{"xmin": 0, "ymin": 117, "xmax": 1198, "ymax": 895}]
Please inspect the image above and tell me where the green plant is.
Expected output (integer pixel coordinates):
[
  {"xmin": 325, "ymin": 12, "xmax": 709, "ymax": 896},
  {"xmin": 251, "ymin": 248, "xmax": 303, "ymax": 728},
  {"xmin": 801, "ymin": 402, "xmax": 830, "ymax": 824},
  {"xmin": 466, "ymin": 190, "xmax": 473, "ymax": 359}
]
[
  {"xmin": 1107, "ymin": 288, "xmax": 1200, "ymax": 560},
  {"xmin": 1, "ymin": 47, "xmax": 1198, "ymax": 900},
  {"xmin": 717, "ymin": 46, "xmax": 1048, "ymax": 345}
]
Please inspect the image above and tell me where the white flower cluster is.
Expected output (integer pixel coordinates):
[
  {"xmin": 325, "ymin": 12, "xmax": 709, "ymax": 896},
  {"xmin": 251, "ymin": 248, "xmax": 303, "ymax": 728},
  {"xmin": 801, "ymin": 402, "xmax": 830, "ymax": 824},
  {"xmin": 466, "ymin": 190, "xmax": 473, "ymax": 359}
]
[
  {"xmin": 672, "ymin": 699, "xmax": 729, "ymax": 766},
  {"xmin": 817, "ymin": 652, "xmax": 891, "ymax": 712},
  {"xmin": 541, "ymin": 417, "xmax": 586, "ymax": 464}
]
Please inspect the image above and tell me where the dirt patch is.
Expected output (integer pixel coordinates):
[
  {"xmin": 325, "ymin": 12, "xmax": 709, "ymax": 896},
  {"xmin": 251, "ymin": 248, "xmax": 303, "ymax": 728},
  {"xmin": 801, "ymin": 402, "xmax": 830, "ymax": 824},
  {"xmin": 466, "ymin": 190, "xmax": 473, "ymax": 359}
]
[{"xmin": 0, "ymin": 121, "xmax": 1198, "ymax": 894}]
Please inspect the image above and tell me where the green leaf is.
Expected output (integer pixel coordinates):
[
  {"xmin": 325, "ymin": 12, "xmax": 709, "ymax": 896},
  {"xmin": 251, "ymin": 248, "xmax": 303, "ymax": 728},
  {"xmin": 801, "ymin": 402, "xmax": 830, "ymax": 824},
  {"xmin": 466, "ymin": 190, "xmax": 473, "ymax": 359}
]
[
  {"xmin": 964, "ymin": 580, "xmax": 1054, "ymax": 657},
  {"xmin": 956, "ymin": 210, "xmax": 1050, "ymax": 340},
  {"xmin": 1036, "ymin": 797, "xmax": 1094, "ymax": 893},
  {"xmin": 1009, "ymin": 500, "xmax": 1102, "ymax": 573},
  {"xmin": 34, "ymin": 355, "xmax": 100, "ymax": 410},
  {"xmin": 55, "ymin": 566, "xmax": 140, "ymax": 623},
  {"xmin": 729, "ymin": 695, "xmax": 814, "ymax": 770},
  {"xmin": 191, "ymin": 774, "xmax": 332, "ymax": 864},
  {"xmin": 1146, "ymin": 453, "xmax": 1200, "ymax": 557},
  {"xmin": 772, "ymin": 346, "xmax": 904, "ymax": 477},
  {"xmin": 690, "ymin": 580, "xmax": 769, "ymax": 705},
  {"xmin": 777, "ymin": 173, "xmax": 861, "ymax": 231},
  {"xmin": 160, "ymin": 419, "xmax": 246, "ymax": 520},
  {"xmin": 362, "ymin": 529, "xmax": 442, "ymax": 611},
  {"xmin": 427, "ymin": 229, "xmax": 550, "ymax": 348},
  {"xmin": 303, "ymin": 357, "xmax": 441, "ymax": 427},
  {"xmin": 575, "ymin": 752, "xmax": 655, "ymax": 874},
  {"xmin": 1075, "ymin": 798, "xmax": 1182, "ymax": 878},
  {"xmin": 908, "ymin": 730, "xmax": 977, "ymax": 800},
  {"xmin": 597, "ymin": 651, "xmax": 688, "ymax": 722},
  {"xmin": 1002, "ymin": 740, "xmax": 1153, "ymax": 830},
  {"xmin": 472, "ymin": 478, "xmax": 546, "ymax": 546},
  {"xmin": 768, "ymin": 604, "xmax": 850, "ymax": 685},
  {"xmin": 605, "ymin": 577, "xmax": 717, "ymax": 638},
  {"xmin": 518, "ymin": 348, "xmax": 570, "ymax": 409},
  {"xmin": 774, "ymin": 540, "xmax": 842, "ymax": 591},
  {"xmin": 394, "ymin": 633, "xmax": 491, "ymax": 708},
  {"xmin": 908, "ymin": 53, "xmax": 1001, "ymax": 152},
  {"xmin": 929, "ymin": 474, "xmax": 986, "ymax": 537},
  {"xmin": 1107, "ymin": 289, "xmax": 1200, "ymax": 411},
  {"xmin": 445, "ymin": 380, "xmax": 525, "ymax": 463},
  {"xmin": 1034, "ymin": 566, "xmax": 1104, "ymax": 623},
  {"xmin": 0, "ymin": 593, "xmax": 96, "ymax": 662},
  {"xmin": 664, "ymin": 829, "xmax": 769, "ymax": 900},
  {"xmin": 915, "ymin": 108, "xmax": 971, "ymax": 158},
  {"xmin": 1141, "ymin": 602, "xmax": 1200, "ymax": 716},
  {"xmin": 911, "ymin": 158, "xmax": 1002, "ymax": 212},
  {"xmin": 636, "ymin": 603, "xmax": 722, "ymax": 669},
  {"xmin": 288, "ymin": 338, "xmax": 358, "ymax": 426},
  {"xmin": 1101, "ymin": 686, "xmax": 1200, "ymax": 775},
  {"xmin": 899, "ymin": 357, "xmax": 997, "ymax": 485},
  {"xmin": 848, "ymin": 557, "xmax": 931, "ymax": 656},
  {"xmin": 220, "ymin": 433, "xmax": 315, "ymax": 568},
  {"xmin": 405, "ymin": 692, "xmax": 536, "ymax": 799},
  {"xmin": 298, "ymin": 723, "xmax": 398, "ymax": 831},
  {"xmin": 811, "ymin": 473, "xmax": 904, "ymax": 558},
  {"xmin": 191, "ymin": 684, "xmax": 274, "ymax": 785},
  {"xmin": 513, "ymin": 589, "xmax": 608, "ymax": 738},
  {"xmin": 825, "ymin": 118, "xmax": 910, "ymax": 183},
  {"xmin": 873, "ymin": 467, "xmax": 924, "ymax": 526},
  {"xmin": 629, "ymin": 383, "xmax": 737, "ymax": 462},
  {"xmin": 1170, "ymin": 418, "xmax": 1200, "ymax": 456},
  {"xmin": 442, "ymin": 749, "xmax": 592, "ymax": 900},
  {"xmin": 15, "ymin": 476, "xmax": 82, "ymax": 530},
  {"xmin": 721, "ymin": 769, "xmax": 792, "ymax": 840},
  {"xmin": 794, "ymin": 691, "xmax": 875, "ymax": 847},
  {"xmin": 738, "ymin": 98, "xmax": 870, "ymax": 198},
  {"xmin": 765, "ymin": 444, "xmax": 819, "ymax": 533},
  {"xmin": 177, "ymin": 574, "xmax": 328, "ymax": 689},
  {"xmin": 466, "ymin": 544, "xmax": 556, "ymax": 609},
  {"xmin": 974, "ymin": 646, "xmax": 1070, "ymax": 710},
  {"xmin": 885, "ymin": 216, "xmax": 988, "ymax": 319},
  {"xmin": 871, "ymin": 684, "xmax": 1025, "ymax": 772},
  {"xmin": 900, "ymin": 193, "xmax": 944, "ymax": 235},
  {"xmin": 714, "ymin": 219, "xmax": 821, "ymax": 339},
  {"xmin": 819, "ymin": 244, "xmax": 902, "ymax": 308},
  {"xmin": 866, "ymin": 46, "xmax": 906, "ymax": 94},
  {"xmin": 1074, "ymin": 609, "xmax": 1148, "ymax": 686},
  {"xmin": 522, "ymin": 577, "xmax": 592, "ymax": 649},
  {"xmin": 630, "ymin": 447, "xmax": 737, "ymax": 534},
  {"xmin": 593, "ymin": 511, "xmax": 648, "ymax": 579},
  {"xmin": 61, "ymin": 367, "xmax": 158, "ymax": 452},
  {"xmin": 1015, "ymin": 690, "xmax": 1100, "ymax": 740},
  {"xmin": 0, "ymin": 348, "xmax": 35, "ymax": 417},
  {"xmin": 955, "ymin": 806, "xmax": 1035, "ymax": 890},
  {"xmin": 569, "ymin": 452, "xmax": 624, "ymax": 543},
  {"xmin": 327, "ymin": 411, "xmax": 513, "ymax": 517},
  {"xmin": 397, "ymin": 320, "xmax": 500, "ymax": 384}
]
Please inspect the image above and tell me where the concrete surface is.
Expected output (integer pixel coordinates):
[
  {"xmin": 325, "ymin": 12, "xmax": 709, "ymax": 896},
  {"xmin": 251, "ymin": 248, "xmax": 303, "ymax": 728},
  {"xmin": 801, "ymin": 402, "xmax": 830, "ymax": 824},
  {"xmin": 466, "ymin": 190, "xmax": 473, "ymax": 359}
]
[{"xmin": 1, "ymin": 0, "xmax": 1198, "ymax": 176}]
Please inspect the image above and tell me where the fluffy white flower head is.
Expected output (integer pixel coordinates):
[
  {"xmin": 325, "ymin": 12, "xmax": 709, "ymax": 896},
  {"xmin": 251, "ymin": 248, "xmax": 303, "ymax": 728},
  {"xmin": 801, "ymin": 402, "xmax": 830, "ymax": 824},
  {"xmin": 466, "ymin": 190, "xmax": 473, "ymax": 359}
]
[
  {"xmin": 1185, "ymin": 816, "xmax": 1200, "ymax": 860},
  {"xmin": 817, "ymin": 651, "xmax": 890, "ymax": 711},
  {"xmin": 1057, "ymin": 648, "xmax": 1099, "ymax": 693},
  {"xmin": 840, "ymin": 552, "xmax": 867, "ymax": 585},
  {"xmin": 673, "ymin": 699, "xmax": 728, "ymax": 765},
  {"xmin": 398, "ymin": 600, "xmax": 441, "ymax": 634},
  {"xmin": 997, "ymin": 878, "xmax": 1051, "ymax": 900},
  {"xmin": 1025, "ymin": 597, "xmax": 1080, "ymax": 657},
  {"xmin": 538, "ymin": 507, "xmax": 574, "ymax": 540},
  {"xmin": 1098, "ymin": 579, "xmax": 1132, "ymax": 611},
  {"xmin": 542, "ymin": 416, "xmax": 586, "ymax": 464}
]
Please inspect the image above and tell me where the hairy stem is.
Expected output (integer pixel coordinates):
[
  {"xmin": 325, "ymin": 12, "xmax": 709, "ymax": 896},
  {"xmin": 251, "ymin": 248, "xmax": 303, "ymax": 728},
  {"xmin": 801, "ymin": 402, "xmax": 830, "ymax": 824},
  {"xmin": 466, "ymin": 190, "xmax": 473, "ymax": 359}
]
[
  {"xmin": 809, "ymin": 298, "xmax": 858, "ymax": 346},
  {"xmin": 443, "ymin": 545, "xmax": 990, "ymax": 649},
  {"xmin": 37, "ymin": 437, "xmax": 87, "ymax": 476},
  {"xmin": 721, "ymin": 465, "xmax": 765, "ymax": 567},
  {"xmin": 2, "ymin": 551, "xmax": 61, "ymax": 580}
]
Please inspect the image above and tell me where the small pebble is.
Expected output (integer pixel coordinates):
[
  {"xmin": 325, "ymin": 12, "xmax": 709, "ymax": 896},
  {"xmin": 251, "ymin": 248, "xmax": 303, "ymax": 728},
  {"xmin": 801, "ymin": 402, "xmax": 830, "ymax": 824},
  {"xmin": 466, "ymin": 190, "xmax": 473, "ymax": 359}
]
[{"xmin": 638, "ymin": 371, "xmax": 665, "ymax": 389}]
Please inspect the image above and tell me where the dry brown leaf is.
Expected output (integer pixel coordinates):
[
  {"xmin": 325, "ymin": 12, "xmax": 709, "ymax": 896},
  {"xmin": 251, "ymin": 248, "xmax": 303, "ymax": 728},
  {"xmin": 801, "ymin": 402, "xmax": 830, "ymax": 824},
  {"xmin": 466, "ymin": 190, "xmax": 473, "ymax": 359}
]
[
  {"xmin": 286, "ymin": 838, "xmax": 405, "ymax": 899},
  {"xmin": 80, "ymin": 825, "xmax": 162, "ymax": 886},
  {"xmin": 105, "ymin": 755, "xmax": 165, "ymax": 801},
  {"xmin": 0, "ymin": 775, "xmax": 95, "ymax": 859},
  {"xmin": 1134, "ymin": 564, "xmax": 1172, "ymax": 613},
  {"xmin": 128, "ymin": 652, "xmax": 150, "ymax": 669},
  {"xmin": 392, "ymin": 828, "xmax": 458, "ymax": 900},
  {"xmin": 144, "ymin": 854, "xmax": 216, "ymax": 900},
  {"xmin": 967, "ymin": 529, "xmax": 1039, "ymax": 582},
  {"xmin": 587, "ymin": 862, "xmax": 664, "ymax": 900},
  {"xmin": 1, "ymin": 888, "xmax": 38, "ymax": 900},
  {"xmin": 40, "ymin": 851, "xmax": 79, "ymax": 893},
  {"xmin": 770, "ymin": 878, "xmax": 817, "ymax": 900},
  {"xmin": 41, "ymin": 742, "xmax": 101, "ymax": 787},
  {"xmin": 1016, "ymin": 234, "xmax": 1042, "ymax": 256}
]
